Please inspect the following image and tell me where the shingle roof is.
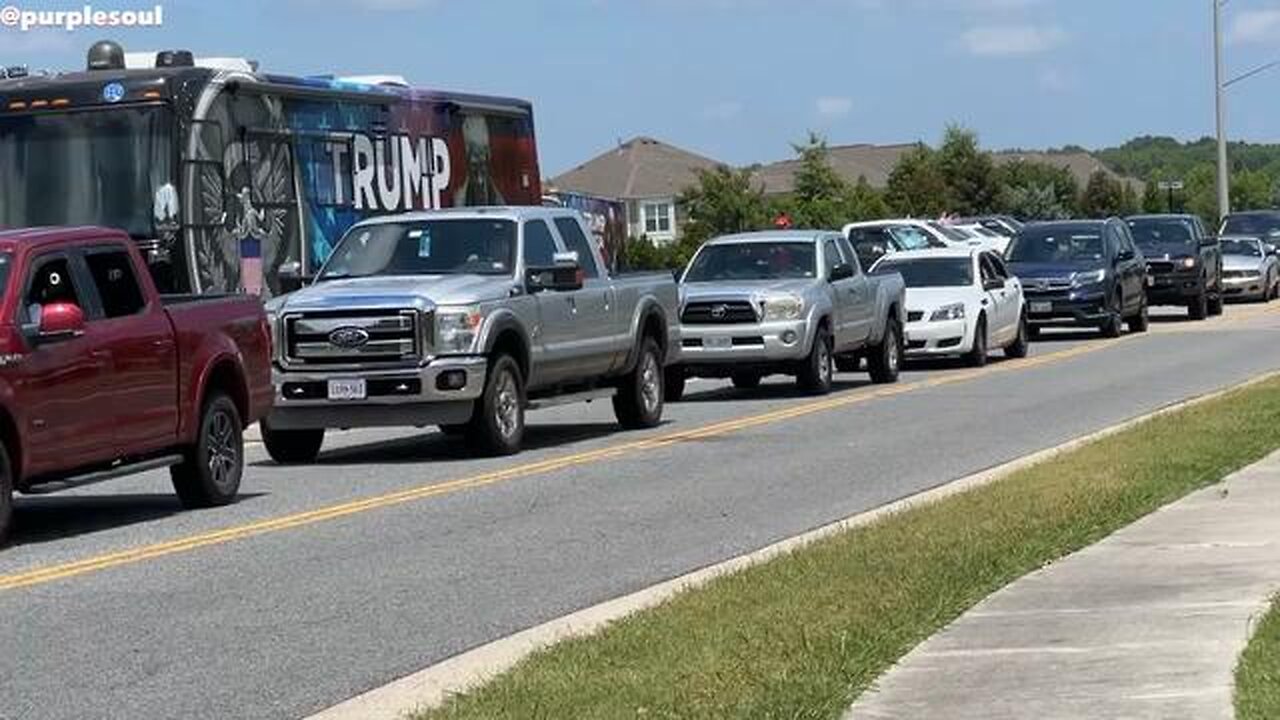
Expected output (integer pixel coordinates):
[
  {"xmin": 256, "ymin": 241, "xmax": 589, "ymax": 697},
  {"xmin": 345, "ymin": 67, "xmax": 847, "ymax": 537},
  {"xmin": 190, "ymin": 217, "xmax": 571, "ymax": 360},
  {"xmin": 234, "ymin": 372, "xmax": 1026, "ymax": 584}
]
[
  {"xmin": 751, "ymin": 143, "xmax": 921, "ymax": 194},
  {"xmin": 549, "ymin": 136, "xmax": 724, "ymax": 200},
  {"xmin": 993, "ymin": 150, "xmax": 1142, "ymax": 190}
]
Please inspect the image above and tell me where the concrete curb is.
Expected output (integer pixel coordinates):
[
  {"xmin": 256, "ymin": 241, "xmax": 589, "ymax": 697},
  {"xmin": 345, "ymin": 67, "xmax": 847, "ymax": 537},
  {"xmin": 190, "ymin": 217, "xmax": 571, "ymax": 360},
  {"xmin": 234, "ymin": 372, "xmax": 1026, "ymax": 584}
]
[{"xmin": 307, "ymin": 370, "xmax": 1280, "ymax": 720}]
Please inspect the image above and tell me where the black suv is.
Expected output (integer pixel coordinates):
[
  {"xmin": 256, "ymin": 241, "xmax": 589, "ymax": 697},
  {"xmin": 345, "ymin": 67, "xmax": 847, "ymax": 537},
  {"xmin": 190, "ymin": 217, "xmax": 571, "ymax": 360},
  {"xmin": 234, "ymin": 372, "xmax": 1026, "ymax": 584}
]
[
  {"xmin": 1126, "ymin": 214, "xmax": 1223, "ymax": 319},
  {"xmin": 1006, "ymin": 218, "xmax": 1149, "ymax": 338}
]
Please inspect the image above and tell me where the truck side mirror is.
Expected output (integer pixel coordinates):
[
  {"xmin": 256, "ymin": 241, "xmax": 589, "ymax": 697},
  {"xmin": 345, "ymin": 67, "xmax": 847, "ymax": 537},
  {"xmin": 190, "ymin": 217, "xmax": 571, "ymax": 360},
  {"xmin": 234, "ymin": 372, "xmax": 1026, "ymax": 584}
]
[
  {"xmin": 829, "ymin": 263, "xmax": 855, "ymax": 282},
  {"xmin": 526, "ymin": 264, "xmax": 584, "ymax": 293},
  {"xmin": 37, "ymin": 302, "xmax": 86, "ymax": 342},
  {"xmin": 279, "ymin": 261, "xmax": 308, "ymax": 293}
]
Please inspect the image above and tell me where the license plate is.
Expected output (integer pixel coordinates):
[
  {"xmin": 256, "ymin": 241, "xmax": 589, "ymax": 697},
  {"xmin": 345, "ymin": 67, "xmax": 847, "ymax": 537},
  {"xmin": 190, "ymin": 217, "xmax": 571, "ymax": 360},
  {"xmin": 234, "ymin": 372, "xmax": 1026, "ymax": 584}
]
[
  {"xmin": 705, "ymin": 336, "xmax": 732, "ymax": 350},
  {"xmin": 1030, "ymin": 301, "xmax": 1053, "ymax": 314},
  {"xmin": 327, "ymin": 378, "xmax": 367, "ymax": 401}
]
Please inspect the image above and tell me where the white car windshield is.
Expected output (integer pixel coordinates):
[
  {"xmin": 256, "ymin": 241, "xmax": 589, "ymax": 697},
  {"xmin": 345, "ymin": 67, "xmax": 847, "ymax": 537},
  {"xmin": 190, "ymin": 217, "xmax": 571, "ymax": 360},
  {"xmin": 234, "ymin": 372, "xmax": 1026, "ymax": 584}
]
[{"xmin": 875, "ymin": 257, "xmax": 973, "ymax": 288}]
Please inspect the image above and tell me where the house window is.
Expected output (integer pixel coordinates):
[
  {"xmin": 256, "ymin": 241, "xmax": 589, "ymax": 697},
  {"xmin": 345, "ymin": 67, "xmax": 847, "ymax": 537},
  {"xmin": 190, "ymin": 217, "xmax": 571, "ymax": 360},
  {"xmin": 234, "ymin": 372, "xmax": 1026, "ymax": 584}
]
[{"xmin": 643, "ymin": 202, "xmax": 673, "ymax": 235}]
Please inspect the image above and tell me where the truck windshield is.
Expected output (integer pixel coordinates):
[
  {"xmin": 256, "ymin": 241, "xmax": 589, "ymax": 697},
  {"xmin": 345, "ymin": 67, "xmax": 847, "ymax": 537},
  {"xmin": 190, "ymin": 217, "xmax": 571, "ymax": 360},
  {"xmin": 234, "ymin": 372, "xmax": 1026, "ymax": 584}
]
[
  {"xmin": 320, "ymin": 220, "xmax": 518, "ymax": 279},
  {"xmin": 684, "ymin": 242, "xmax": 816, "ymax": 282},
  {"xmin": 1127, "ymin": 219, "xmax": 1195, "ymax": 253},
  {"xmin": 874, "ymin": 257, "xmax": 973, "ymax": 288},
  {"xmin": 1007, "ymin": 227, "xmax": 1105, "ymax": 263},
  {"xmin": 0, "ymin": 107, "xmax": 174, "ymax": 238}
]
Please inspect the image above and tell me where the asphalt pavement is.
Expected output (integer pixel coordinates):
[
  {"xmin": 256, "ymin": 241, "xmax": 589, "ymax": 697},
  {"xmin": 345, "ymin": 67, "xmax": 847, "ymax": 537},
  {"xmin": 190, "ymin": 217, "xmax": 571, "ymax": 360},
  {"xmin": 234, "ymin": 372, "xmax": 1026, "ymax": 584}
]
[{"xmin": 3, "ymin": 303, "xmax": 1280, "ymax": 720}]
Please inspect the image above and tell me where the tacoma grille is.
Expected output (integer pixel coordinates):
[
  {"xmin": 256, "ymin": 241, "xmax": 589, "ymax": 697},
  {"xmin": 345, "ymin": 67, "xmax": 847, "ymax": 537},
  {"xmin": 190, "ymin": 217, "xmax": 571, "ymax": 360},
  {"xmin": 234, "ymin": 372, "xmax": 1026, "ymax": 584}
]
[{"xmin": 681, "ymin": 300, "xmax": 759, "ymax": 325}]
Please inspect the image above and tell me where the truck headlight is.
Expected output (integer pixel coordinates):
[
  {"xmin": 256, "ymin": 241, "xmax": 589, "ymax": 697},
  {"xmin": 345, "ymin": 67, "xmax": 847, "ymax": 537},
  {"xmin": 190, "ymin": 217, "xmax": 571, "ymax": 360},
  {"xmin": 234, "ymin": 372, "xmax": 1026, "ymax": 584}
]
[
  {"xmin": 1179, "ymin": 257, "xmax": 1198, "ymax": 270},
  {"xmin": 762, "ymin": 294, "xmax": 804, "ymax": 321},
  {"xmin": 265, "ymin": 309, "xmax": 282, "ymax": 361},
  {"xmin": 929, "ymin": 302, "xmax": 966, "ymax": 322},
  {"xmin": 1071, "ymin": 269, "xmax": 1107, "ymax": 287},
  {"xmin": 435, "ymin": 306, "xmax": 483, "ymax": 354}
]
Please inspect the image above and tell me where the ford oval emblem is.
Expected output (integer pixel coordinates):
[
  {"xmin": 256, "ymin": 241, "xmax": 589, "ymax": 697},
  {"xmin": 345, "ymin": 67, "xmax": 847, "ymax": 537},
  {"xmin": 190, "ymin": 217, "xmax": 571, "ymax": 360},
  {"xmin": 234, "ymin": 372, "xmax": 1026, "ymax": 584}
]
[
  {"xmin": 329, "ymin": 327, "xmax": 370, "ymax": 349},
  {"xmin": 102, "ymin": 82, "xmax": 125, "ymax": 103}
]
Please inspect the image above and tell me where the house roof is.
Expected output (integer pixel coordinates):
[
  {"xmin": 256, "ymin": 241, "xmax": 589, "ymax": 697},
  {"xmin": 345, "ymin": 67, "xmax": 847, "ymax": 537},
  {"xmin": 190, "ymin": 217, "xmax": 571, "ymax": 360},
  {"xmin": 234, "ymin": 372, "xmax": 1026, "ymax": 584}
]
[
  {"xmin": 549, "ymin": 136, "xmax": 723, "ymax": 200},
  {"xmin": 751, "ymin": 143, "xmax": 921, "ymax": 194},
  {"xmin": 993, "ymin": 150, "xmax": 1142, "ymax": 191}
]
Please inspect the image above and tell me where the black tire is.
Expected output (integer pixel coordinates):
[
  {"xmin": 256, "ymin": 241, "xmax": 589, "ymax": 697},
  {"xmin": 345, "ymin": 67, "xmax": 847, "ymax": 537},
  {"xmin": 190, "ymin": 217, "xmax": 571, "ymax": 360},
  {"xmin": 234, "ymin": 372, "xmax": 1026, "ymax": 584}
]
[
  {"xmin": 731, "ymin": 372, "xmax": 762, "ymax": 390},
  {"xmin": 1102, "ymin": 294, "xmax": 1124, "ymax": 338},
  {"xmin": 835, "ymin": 353, "xmax": 862, "ymax": 373},
  {"xmin": 614, "ymin": 337, "xmax": 664, "ymax": 429},
  {"xmin": 965, "ymin": 316, "xmax": 989, "ymax": 367},
  {"xmin": 1188, "ymin": 290, "xmax": 1208, "ymax": 320},
  {"xmin": 1208, "ymin": 289, "xmax": 1224, "ymax": 316},
  {"xmin": 0, "ymin": 442, "xmax": 12, "ymax": 546},
  {"xmin": 261, "ymin": 422, "xmax": 325, "ymax": 465},
  {"xmin": 466, "ymin": 354, "xmax": 525, "ymax": 456},
  {"xmin": 1005, "ymin": 313, "xmax": 1030, "ymax": 359},
  {"xmin": 664, "ymin": 367, "xmax": 687, "ymax": 403},
  {"xmin": 1128, "ymin": 297, "xmax": 1150, "ymax": 333},
  {"xmin": 796, "ymin": 326, "xmax": 834, "ymax": 395},
  {"xmin": 867, "ymin": 318, "xmax": 902, "ymax": 385},
  {"xmin": 171, "ymin": 393, "xmax": 243, "ymax": 509}
]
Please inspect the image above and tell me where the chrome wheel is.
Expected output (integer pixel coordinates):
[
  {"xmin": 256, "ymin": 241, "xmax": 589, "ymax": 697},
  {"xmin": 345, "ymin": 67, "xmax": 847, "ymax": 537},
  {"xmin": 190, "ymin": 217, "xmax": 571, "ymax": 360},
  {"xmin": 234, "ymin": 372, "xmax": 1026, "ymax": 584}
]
[
  {"xmin": 817, "ymin": 339, "xmax": 832, "ymax": 386},
  {"xmin": 493, "ymin": 369, "xmax": 520, "ymax": 440},
  {"xmin": 886, "ymin": 326, "xmax": 900, "ymax": 374},
  {"xmin": 205, "ymin": 409, "xmax": 239, "ymax": 491},
  {"xmin": 639, "ymin": 351, "xmax": 660, "ymax": 416}
]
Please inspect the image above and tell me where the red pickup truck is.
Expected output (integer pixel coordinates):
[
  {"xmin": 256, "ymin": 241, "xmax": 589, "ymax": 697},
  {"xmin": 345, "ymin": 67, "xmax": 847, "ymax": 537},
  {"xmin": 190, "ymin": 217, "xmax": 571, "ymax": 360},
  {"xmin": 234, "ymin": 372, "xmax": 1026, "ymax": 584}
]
[{"xmin": 0, "ymin": 227, "xmax": 273, "ymax": 542}]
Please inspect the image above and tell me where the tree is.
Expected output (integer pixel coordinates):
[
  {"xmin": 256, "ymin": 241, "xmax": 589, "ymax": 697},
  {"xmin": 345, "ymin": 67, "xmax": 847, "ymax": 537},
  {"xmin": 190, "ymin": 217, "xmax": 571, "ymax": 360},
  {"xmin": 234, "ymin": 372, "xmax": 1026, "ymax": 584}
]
[
  {"xmin": 1078, "ymin": 171, "xmax": 1126, "ymax": 217},
  {"xmin": 787, "ymin": 132, "xmax": 852, "ymax": 229},
  {"xmin": 677, "ymin": 165, "xmax": 769, "ymax": 245},
  {"xmin": 937, "ymin": 125, "xmax": 998, "ymax": 215},
  {"xmin": 1120, "ymin": 182, "xmax": 1141, "ymax": 216},
  {"xmin": 994, "ymin": 159, "xmax": 1078, "ymax": 220},
  {"xmin": 1231, "ymin": 169, "xmax": 1274, "ymax": 212},
  {"xmin": 885, "ymin": 143, "xmax": 951, "ymax": 217},
  {"xmin": 846, "ymin": 176, "xmax": 890, "ymax": 222}
]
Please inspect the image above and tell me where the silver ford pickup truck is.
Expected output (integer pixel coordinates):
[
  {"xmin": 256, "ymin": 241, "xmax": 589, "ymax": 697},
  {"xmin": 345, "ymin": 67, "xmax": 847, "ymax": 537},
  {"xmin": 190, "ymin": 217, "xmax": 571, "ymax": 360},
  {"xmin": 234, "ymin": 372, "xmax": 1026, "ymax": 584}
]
[
  {"xmin": 667, "ymin": 230, "xmax": 905, "ymax": 399},
  {"xmin": 262, "ymin": 207, "xmax": 679, "ymax": 460}
]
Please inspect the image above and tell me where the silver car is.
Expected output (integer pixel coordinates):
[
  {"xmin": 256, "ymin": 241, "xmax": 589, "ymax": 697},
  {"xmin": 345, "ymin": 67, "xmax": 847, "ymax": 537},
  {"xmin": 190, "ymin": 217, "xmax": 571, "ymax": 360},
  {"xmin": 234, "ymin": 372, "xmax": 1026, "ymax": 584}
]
[
  {"xmin": 669, "ymin": 230, "xmax": 905, "ymax": 398},
  {"xmin": 1220, "ymin": 236, "xmax": 1280, "ymax": 302}
]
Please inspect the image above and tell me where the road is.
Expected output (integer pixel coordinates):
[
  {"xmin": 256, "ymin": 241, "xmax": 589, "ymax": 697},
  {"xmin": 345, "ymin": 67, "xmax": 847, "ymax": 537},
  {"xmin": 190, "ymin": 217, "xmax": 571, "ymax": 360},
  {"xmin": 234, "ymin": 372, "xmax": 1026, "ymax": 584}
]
[{"xmin": 3, "ymin": 303, "xmax": 1280, "ymax": 720}]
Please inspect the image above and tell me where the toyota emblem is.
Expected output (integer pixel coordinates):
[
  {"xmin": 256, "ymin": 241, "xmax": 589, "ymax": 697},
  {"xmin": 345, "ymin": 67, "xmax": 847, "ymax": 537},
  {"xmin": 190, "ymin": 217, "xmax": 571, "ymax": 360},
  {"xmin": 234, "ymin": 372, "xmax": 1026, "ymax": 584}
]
[
  {"xmin": 329, "ymin": 326, "xmax": 371, "ymax": 349},
  {"xmin": 710, "ymin": 304, "xmax": 728, "ymax": 319}
]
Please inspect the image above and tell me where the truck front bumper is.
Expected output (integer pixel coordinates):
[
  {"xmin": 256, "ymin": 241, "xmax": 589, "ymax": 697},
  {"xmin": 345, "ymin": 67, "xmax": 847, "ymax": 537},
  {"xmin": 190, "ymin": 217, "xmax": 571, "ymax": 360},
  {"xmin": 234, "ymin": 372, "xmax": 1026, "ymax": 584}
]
[
  {"xmin": 267, "ymin": 356, "xmax": 487, "ymax": 431},
  {"xmin": 1224, "ymin": 274, "xmax": 1266, "ymax": 299},
  {"xmin": 676, "ymin": 320, "xmax": 811, "ymax": 373},
  {"xmin": 1146, "ymin": 273, "xmax": 1203, "ymax": 304}
]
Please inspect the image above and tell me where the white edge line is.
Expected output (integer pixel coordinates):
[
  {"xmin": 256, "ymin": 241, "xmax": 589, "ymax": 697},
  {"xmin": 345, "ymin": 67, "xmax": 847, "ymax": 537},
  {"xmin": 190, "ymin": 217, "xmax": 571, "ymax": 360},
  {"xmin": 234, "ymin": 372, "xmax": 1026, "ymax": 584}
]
[{"xmin": 307, "ymin": 370, "xmax": 1280, "ymax": 720}]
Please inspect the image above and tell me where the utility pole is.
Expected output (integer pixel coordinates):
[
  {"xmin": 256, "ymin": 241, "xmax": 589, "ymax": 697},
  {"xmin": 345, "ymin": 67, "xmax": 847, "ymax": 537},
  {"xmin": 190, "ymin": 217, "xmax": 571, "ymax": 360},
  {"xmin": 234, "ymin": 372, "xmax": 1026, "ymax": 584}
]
[{"xmin": 1214, "ymin": 0, "xmax": 1230, "ymax": 222}]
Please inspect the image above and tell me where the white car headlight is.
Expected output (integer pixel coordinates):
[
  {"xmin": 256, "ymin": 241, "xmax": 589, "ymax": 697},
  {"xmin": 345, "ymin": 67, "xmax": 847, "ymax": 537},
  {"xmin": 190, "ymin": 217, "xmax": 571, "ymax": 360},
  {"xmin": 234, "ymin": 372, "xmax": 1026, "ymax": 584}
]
[
  {"xmin": 929, "ymin": 302, "xmax": 966, "ymax": 322},
  {"xmin": 435, "ymin": 305, "xmax": 483, "ymax": 354},
  {"xmin": 1071, "ymin": 269, "xmax": 1107, "ymax": 287},
  {"xmin": 762, "ymin": 294, "xmax": 804, "ymax": 321}
]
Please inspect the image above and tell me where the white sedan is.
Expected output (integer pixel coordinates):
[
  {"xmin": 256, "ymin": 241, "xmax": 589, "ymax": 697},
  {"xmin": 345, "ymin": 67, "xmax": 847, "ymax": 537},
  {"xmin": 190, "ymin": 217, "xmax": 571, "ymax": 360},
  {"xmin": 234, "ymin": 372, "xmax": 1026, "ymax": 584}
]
[{"xmin": 871, "ymin": 248, "xmax": 1029, "ymax": 366}]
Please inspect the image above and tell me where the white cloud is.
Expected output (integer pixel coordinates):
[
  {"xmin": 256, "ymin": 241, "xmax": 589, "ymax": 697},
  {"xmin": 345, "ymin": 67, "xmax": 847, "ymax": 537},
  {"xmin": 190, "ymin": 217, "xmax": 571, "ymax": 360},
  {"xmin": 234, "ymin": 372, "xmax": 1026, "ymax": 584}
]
[
  {"xmin": 961, "ymin": 24, "xmax": 1066, "ymax": 57},
  {"xmin": 1, "ymin": 30, "xmax": 76, "ymax": 54},
  {"xmin": 816, "ymin": 96, "xmax": 853, "ymax": 118},
  {"xmin": 1230, "ymin": 9, "xmax": 1280, "ymax": 44}
]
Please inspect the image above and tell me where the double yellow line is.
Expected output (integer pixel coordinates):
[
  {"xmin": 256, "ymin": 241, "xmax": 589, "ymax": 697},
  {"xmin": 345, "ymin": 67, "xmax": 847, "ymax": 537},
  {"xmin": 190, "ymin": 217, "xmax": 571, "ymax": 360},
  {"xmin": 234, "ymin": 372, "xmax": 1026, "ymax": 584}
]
[{"xmin": 0, "ymin": 324, "xmax": 1210, "ymax": 593}]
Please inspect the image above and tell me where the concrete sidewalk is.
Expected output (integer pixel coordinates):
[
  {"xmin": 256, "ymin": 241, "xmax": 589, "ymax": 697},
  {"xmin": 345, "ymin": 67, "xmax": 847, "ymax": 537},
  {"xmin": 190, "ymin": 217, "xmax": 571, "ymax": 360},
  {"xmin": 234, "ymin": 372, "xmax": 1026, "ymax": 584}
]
[{"xmin": 848, "ymin": 451, "xmax": 1280, "ymax": 720}]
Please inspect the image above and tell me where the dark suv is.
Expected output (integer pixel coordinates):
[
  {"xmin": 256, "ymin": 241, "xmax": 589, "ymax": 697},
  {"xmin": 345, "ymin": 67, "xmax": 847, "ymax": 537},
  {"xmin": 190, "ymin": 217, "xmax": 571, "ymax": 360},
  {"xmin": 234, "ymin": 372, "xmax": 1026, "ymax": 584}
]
[
  {"xmin": 1005, "ymin": 219, "xmax": 1149, "ymax": 338},
  {"xmin": 1126, "ymin": 214, "xmax": 1222, "ymax": 319}
]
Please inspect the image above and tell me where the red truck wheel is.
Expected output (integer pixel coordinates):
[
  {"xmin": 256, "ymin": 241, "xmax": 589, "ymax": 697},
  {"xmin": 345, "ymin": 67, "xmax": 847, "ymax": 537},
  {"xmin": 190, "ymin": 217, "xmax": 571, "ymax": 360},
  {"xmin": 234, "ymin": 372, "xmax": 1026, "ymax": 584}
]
[{"xmin": 171, "ymin": 393, "xmax": 243, "ymax": 508}]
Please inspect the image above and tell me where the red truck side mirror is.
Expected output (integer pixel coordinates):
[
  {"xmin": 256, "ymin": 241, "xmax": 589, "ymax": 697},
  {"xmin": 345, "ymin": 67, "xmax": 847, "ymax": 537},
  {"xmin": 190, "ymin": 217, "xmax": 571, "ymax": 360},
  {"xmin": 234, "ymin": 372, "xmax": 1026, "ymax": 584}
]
[{"xmin": 37, "ymin": 302, "xmax": 86, "ymax": 342}]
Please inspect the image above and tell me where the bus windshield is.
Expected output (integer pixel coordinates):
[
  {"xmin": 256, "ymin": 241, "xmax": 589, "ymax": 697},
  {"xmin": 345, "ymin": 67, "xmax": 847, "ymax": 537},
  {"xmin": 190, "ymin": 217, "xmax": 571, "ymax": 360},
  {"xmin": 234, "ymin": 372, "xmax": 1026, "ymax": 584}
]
[{"xmin": 0, "ymin": 107, "xmax": 174, "ymax": 238}]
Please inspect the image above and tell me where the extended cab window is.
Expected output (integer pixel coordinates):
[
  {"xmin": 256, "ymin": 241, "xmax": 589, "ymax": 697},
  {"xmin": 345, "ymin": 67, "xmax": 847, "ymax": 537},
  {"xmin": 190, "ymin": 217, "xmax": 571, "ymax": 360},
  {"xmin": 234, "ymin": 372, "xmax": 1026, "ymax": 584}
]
[
  {"xmin": 554, "ymin": 217, "xmax": 601, "ymax": 279},
  {"xmin": 23, "ymin": 255, "xmax": 85, "ymax": 327},
  {"xmin": 523, "ymin": 220, "xmax": 559, "ymax": 267},
  {"xmin": 85, "ymin": 249, "xmax": 146, "ymax": 318}
]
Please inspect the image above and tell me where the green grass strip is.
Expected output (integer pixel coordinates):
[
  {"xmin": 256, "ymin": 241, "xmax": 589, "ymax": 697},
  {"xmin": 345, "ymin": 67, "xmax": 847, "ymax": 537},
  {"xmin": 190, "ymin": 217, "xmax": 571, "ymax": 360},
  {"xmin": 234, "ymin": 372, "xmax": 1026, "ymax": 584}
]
[
  {"xmin": 417, "ymin": 377, "xmax": 1280, "ymax": 720},
  {"xmin": 1236, "ymin": 598, "xmax": 1280, "ymax": 720}
]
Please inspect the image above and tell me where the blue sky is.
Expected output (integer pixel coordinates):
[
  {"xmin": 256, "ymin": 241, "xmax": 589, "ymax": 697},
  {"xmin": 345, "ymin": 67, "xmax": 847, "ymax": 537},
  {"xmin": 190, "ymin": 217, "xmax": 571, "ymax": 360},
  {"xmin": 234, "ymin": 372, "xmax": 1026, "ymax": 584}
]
[{"xmin": 5, "ymin": 0, "xmax": 1280, "ymax": 175}]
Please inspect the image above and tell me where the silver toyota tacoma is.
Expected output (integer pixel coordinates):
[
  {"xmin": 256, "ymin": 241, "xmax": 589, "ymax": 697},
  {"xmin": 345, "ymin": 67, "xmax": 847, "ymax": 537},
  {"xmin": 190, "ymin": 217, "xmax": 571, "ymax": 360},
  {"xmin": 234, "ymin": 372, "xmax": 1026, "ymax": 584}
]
[
  {"xmin": 262, "ymin": 207, "xmax": 679, "ymax": 461},
  {"xmin": 667, "ymin": 230, "xmax": 906, "ymax": 399}
]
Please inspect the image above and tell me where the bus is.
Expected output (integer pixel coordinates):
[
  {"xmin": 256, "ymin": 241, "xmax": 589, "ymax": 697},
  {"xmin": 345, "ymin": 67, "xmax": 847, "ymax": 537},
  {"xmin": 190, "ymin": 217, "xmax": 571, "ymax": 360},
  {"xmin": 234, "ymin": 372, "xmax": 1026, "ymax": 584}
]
[{"xmin": 0, "ymin": 42, "xmax": 542, "ymax": 297}]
